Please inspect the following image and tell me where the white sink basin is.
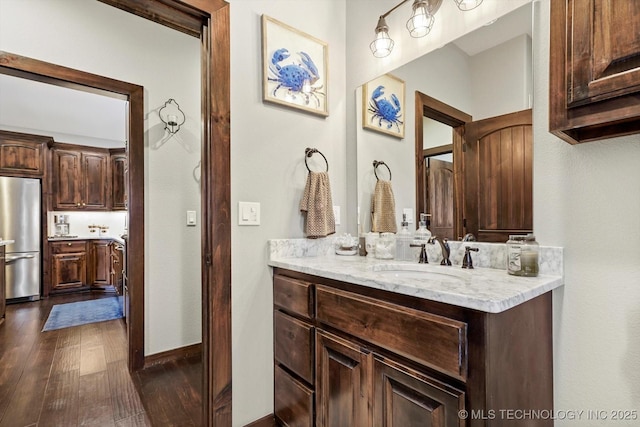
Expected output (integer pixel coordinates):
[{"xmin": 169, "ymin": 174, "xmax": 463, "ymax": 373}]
[{"xmin": 370, "ymin": 263, "xmax": 471, "ymax": 283}]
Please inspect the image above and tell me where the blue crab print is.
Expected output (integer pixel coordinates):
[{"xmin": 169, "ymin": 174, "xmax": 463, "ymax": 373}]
[
  {"xmin": 368, "ymin": 85, "xmax": 403, "ymax": 132},
  {"xmin": 269, "ymin": 48, "xmax": 325, "ymax": 107}
]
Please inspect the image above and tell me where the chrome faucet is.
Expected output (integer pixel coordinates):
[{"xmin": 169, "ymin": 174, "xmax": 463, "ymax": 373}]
[
  {"xmin": 462, "ymin": 246, "xmax": 479, "ymax": 269},
  {"xmin": 432, "ymin": 237, "xmax": 451, "ymax": 266}
]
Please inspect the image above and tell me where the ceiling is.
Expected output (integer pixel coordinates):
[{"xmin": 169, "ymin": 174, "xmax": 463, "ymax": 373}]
[{"xmin": 0, "ymin": 73, "xmax": 127, "ymax": 148}]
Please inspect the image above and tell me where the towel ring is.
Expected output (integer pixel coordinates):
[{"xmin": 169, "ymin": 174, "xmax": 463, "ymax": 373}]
[
  {"xmin": 305, "ymin": 148, "xmax": 329, "ymax": 172},
  {"xmin": 373, "ymin": 160, "xmax": 392, "ymax": 181}
]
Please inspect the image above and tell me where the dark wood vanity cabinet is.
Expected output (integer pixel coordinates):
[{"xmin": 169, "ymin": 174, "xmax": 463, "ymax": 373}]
[
  {"xmin": 273, "ymin": 269, "xmax": 553, "ymax": 427},
  {"xmin": 52, "ymin": 145, "xmax": 109, "ymax": 210},
  {"xmin": 50, "ymin": 241, "xmax": 88, "ymax": 293},
  {"xmin": 550, "ymin": 0, "xmax": 640, "ymax": 144}
]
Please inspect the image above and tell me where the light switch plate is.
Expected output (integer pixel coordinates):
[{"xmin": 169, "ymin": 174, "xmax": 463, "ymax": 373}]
[
  {"xmin": 186, "ymin": 210, "xmax": 197, "ymax": 226},
  {"xmin": 238, "ymin": 201, "xmax": 260, "ymax": 226},
  {"xmin": 333, "ymin": 206, "xmax": 341, "ymax": 226}
]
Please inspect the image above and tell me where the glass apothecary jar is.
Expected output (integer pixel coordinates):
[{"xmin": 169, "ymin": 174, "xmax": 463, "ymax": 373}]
[
  {"xmin": 375, "ymin": 232, "xmax": 396, "ymax": 260},
  {"xmin": 507, "ymin": 234, "xmax": 539, "ymax": 277}
]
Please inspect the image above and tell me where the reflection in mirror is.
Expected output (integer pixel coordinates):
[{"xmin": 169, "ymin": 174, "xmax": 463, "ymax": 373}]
[{"xmin": 356, "ymin": 3, "xmax": 533, "ymax": 242}]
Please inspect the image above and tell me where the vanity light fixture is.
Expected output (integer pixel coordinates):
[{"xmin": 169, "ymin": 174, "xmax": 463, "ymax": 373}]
[
  {"xmin": 370, "ymin": 0, "xmax": 483, "ymax": 58},
  {"xmin": 158, "ymin": 98, "xmax": 186, "ymax": 134}
]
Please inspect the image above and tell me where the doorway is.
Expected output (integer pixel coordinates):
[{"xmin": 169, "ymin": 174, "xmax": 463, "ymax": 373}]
[{"xmin": 0, "ymin": 1, "xmax": 231, "ymax": 425}]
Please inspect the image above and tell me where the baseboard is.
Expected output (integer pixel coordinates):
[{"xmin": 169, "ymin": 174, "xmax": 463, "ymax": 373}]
[
  {"xmin": 244, "ymin": 414, "xmax": 276, "ymax": 427},
  {"xmin": 143, "ymin": 343, "xmax": 202, "ymax": 368}
]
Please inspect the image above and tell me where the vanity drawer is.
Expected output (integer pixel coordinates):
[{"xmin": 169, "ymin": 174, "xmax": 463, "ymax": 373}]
[
  {"xmin": 275, "ymin": 311, "xmax": 314, "ymax": 384},
  {"xmin": 274, "ymin": 275, "xmax": 314, "ymax": 320},
  {"xmin": 275, "ymin": 364, "xmax": 314, "ymax": 427},
  {"xmin": 315, "ymin": 285, "xmax": 468, "ymax": 380}
]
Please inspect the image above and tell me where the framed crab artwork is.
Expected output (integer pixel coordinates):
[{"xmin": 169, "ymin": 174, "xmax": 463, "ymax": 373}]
[
  {"xmin": 362, "ymin": 73, "xmax": 405, "ymax": 138},
  {"xmin": 262, "ymin": 15, "xmax": 329, "ymax": 117}
]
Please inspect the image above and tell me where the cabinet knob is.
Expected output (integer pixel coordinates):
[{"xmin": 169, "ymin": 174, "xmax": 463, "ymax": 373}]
[
  {"xmin": 82, "ymin": 202, "xmax": 86, "ymax": 206},
  {"xmin": 77, "ymin": 203, "xmax": 80, "ymax": 207},
  {"xmin": 67, "ymin": 243, "xmax": 72, "ymax": 246}
]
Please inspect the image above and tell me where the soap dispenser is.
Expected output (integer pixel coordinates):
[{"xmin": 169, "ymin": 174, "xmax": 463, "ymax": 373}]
[
  {"xmin": 395, "ymin": 214, "xmax": 412, "ymax": 261},
  {"xmin": 411, "ymin": 213, "xmax": 432, "ymax": 261}
]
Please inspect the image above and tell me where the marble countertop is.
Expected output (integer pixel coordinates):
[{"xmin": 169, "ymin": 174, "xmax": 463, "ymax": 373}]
[
  {"xmin": 268, "ymin": 239, "xmax": 564, "ymax": 314},
  {"xmin": 0, "ymin": 240, "xmax": 15, "ymax": 246}
]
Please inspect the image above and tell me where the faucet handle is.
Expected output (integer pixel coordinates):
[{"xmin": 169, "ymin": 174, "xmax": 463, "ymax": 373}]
[
  {"xmin": 461, "ymin": 246, "xmax": 479, "ymax": 269},
  {"xmin": 409, "ymin": 243, "xmax": 428, "ymax": 264}
]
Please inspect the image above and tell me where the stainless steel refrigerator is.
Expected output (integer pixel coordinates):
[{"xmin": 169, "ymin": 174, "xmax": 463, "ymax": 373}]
[{"xmin": 0, "ymin": 176, "xmax": 41, "ymax": 301}]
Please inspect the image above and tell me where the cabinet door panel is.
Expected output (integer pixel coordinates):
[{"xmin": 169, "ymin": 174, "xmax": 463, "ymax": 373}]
[
  {"xmin": 111, "ymin": 153, "xmax": 127, "ymax": 210},
  {"xmin": 568, "ymin": 0, "xmax": 640, "ymax": 106},
  {"xmin": 53, "ymin": 150, "xmax": 81, "ymax": 209},
  {"xmin": 83, "ymin": 152, "xmax": 108, "ymax": 209},
  {"xmin": 0, "ymin": 140, "xmax": 46, "ymax": 176},
  {"xmin": 373, "ymin": 357, "xmax": 465, "ymax": 427},
  {"xmin": 90, "ymin": 240, "xmax": 111, "ymax": 288},
  {"xmin": 316, "ymin": 331, "xmax": 371, "ymax": 427},
  {"xmin": 52, "ymin": 253, "xmax": 87, "ymax": 290}
]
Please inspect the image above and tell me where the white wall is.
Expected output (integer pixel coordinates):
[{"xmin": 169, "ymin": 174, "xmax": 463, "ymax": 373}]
[
  {"xmin": 0, "ymin": 0, "xmax": 202, "ymax": 356},
  {"xmin": 229, "ymin": 1, "xmax": 347, "ymax": 424},
  {"xmin": 533, "ymin": 1, "xmax": 640, "ymax": 425}
]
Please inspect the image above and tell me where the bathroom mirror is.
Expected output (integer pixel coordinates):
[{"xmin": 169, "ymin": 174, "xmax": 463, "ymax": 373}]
[{"xmin": 356, "ymin": 3, "xmax": 533, "ymax": 240}]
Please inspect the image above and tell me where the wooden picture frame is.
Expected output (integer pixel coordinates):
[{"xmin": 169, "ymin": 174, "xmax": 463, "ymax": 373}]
[
  {"xmin": 262, "ymin": 15, "xmax": 329, "ymax": 117},
  {"xmin": 363, "ymin": 73, "xmax": 405, "ymax": 138}
]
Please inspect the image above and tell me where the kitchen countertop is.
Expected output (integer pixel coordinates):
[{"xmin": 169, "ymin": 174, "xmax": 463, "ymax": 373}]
[
  {"xmin": 268, "ymin": 239, "xmax": 564, "ymax": 314},
  {"xmin": 48, "ymin": 235, "xmax": 125, "ymax": 245},
  {"xmin": 0, "ymin": 240, "xmax": 15, "ymax": 246}
]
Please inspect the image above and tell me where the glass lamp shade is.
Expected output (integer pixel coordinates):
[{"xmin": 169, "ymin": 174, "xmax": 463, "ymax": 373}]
[
  {"xmin": 369, "ymin": 28, "xmax": 393, "ymax": 58},
  {"xmin": 406, "ymin": 1, "xmax": 434, "ymax": 38},
  {"xmin": 453, "ymin": 0, "xmax": 483, "ymax": 11}
]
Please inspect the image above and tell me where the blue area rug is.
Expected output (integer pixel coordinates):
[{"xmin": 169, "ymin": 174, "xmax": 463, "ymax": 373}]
[{"xmin": 42, "ymin": 297, "xmax": 123, "ymax": 331}]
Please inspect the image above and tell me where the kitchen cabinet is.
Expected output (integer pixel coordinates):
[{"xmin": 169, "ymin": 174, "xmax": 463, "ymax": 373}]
[
  {"xmin": 1, "ymin": 245, "xmax": 5, "ymax": 325},
  {"xmin": 549, "ymin": 0, "xmax": 640, "ymax": 144},
  {"xmin": 50, "ymin": 241, "xmax": 88, "ymax": 293},
  {"xmin": 52, "ymin": 144, "xmax": 109, "ymax": 210},
  {"xmin": 273, "ymin": 269, "xmax": 553, "ymax": 427},
  {"xmin": 110, "ymin": 241, "xmax": 124, "ymax": 295},
  {"xmin": 0, "ymin": 130, "xmax": 50, "ymax": 178},
  {"xmin": 110, "ymin": 149, "xmax": 127, "ymax": 210},
  {"xmin": 89, "ymin": 240, "xmax": 111, "ymax": 290}
]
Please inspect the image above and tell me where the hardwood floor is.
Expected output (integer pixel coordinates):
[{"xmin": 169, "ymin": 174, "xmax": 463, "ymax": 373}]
[{"xmin": 0, "ymin": 293, "xmax": 202, "ymax": 427}]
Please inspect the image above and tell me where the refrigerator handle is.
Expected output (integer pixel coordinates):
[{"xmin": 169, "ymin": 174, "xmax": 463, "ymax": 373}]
[{"xmin": 5, "ymin": 254, "xmax": 36, "ymax": 262}]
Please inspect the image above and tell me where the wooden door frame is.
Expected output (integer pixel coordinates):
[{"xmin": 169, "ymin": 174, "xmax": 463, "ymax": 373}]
[
  {"xmin": 415, "ymin": 91, "xmax": 471, "ymax": 240},
  {"xmin": 0, "ymin": 51, "xmax": 146, "ymax": 370},
  {"xmin": 1, "ymin": 0, "xmax": 231, "ymax": 425}
]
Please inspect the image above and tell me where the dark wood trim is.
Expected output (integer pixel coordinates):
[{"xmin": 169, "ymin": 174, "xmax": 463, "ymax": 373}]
[
  {"xmin": 415, "ymin": 91, "xmax": 471, "ymax": 240},
  {"xmin": 100, "ymin": 1, "xmax": 232, "ymax": 426},
  {"xmin": 0, "ymin": 51, "xmax": 145, "ymax": 371},
  {"xmin": 2, "ymin": 0, "xmax": 232, "ymax": 424},
  {"xmin": 243, "ymin": 414, "xmax": 277, "ymax": 427},
  {"xmin": 422, "ymin": 144, "xmax": 452, "ymax": 158},
  {"xmin": 143, "ymin": 343, "xmax": 203, "ymax": 368}
]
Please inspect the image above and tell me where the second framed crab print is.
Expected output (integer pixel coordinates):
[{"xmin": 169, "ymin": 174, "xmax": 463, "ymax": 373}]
[
  {"xmin": 363, "ymin": 73, "xmax": 405, "ymax": 138},
  {"xmin": 262, "ymin": 15, "xmax": 329, "ymax": 117}
]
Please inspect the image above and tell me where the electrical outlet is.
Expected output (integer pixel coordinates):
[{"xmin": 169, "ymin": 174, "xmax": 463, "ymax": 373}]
[
  {"xmin": 333, "ymin": 206, "xmax": 341, "ymax": 226},
  {"xmin": 186, "ymin": 210, "xmax": 196, "ymax": 226}
]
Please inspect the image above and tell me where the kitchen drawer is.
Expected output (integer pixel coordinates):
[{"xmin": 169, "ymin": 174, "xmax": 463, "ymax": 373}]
[
  {"xmin": 275, "ymin": 311, "xmax": 314, "ymax": 384},
  {"xmin": 275, "ymin": 364, "xmax": 314, "ymax": 427},
  {"xmin": 274, "ymin": 275, "xmax": 314, "ymax": 320},
  {"xmin": 315, "ymin": 285, "xmax": 468, "ymax": 380},
  {"xmin": 50, "ymin": 241, "xmax": 87, "ymax": 254}
]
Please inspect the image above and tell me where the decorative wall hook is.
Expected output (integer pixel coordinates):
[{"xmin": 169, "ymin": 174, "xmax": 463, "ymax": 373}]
[{"xmin": 159, "ymin": 98, "xmax": 186, "ymax": 134}]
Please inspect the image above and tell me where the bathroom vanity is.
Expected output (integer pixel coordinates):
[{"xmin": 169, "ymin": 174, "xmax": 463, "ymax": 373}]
[{"xmin": 269, "ymin": 240, "xmax": 563, "ymax": 427}]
